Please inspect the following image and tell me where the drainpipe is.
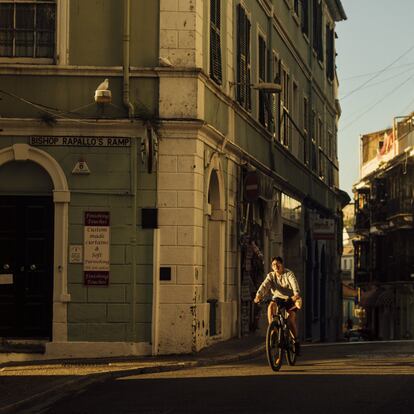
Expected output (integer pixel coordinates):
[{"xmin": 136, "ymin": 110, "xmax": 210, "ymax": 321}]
[
  {"xmin": 123, "ymin": 0, "xmax": 134, "ymax": 118},
  {"xmin": 130, "ymin": 138, "xmax": 137, "ymax": 342},
  {"xmin": 152, "ymin": 228, "xmax": 160, "ymax": 355}
]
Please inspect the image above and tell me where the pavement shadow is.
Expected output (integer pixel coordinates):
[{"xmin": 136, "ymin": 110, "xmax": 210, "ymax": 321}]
[{"xmin": 32, "ymin": 371, "xmax": 414, "ymax": 414}]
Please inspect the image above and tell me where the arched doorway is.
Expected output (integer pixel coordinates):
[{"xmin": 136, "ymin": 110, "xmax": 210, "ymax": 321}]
[
  {"xmin": 206, "ymin": 167, "xmax": 225, "ymax": 336},
  {"xmin": 0, "ymin": 144, "xmax": 70, "ymax": 342}
]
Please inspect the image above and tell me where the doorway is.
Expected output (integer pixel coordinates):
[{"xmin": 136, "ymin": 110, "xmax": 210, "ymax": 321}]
[{"xmin": 0, "ymin": 196, "xmax": 54, "ymax": 338}]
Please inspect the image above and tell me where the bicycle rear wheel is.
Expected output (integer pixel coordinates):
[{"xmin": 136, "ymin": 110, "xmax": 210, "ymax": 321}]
[
  {"xmin": 285, "ymin": 329, "xmax": 297, "ymax": 366},
  {"xmin": 266, "ymin": 320, "xmax": 283, "ymax": 372}
]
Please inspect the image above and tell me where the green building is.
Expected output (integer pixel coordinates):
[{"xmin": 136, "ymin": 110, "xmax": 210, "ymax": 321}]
[{"xmin": 0, "ymin": 0, "xmax": 347, "ymax": 359}]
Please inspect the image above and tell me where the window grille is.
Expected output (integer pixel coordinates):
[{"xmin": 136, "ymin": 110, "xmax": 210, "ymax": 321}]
[{"xmin": 0, "ymin": 0, "xmax": 56, "ymax": 59}]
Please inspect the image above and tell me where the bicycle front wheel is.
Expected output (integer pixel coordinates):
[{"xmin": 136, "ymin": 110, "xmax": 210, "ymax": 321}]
[
  {"xmin": 285, "ymin": 329, "xmax": 297, "ymax": 366},
  {"xmin": 266, "ymin": 320, "xmax": 283, "ymax": 372}
]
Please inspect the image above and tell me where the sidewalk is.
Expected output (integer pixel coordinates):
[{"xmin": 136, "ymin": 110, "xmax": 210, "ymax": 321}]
[{"xmin": 0, "ymin": 334, "xmax": 265, "ymax": 414}]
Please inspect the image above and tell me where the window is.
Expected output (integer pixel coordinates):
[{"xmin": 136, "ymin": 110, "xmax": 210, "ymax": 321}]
[
  {"xmin": 312, "ymin": 0, "xmax": 323, "ymax": 62},
  {"xmin": 326, "ymin": 25, "xmax": 334, "ymax": 81},
  {"xmin": 300, "ymin": 0, "xmax": 309, "ymax": 36},
  {"xmin": 210, "ymin": 0, "xmax": 222, "ymax": 85},
  {"xmin": 318, "ymin": 117, "xmax": 324, "ymax": 178},
  {"xmin": 293, "ymin": 0, "xmax": 300, "ymax": 17},
  {"xmin": 311, "ymin": 110, "xmax": 317, "ymax": 171},
  {"xmin": 271, "ymin": 52, "xmax": 281, "ymax": 139},
  {"xmin": 303, "ymin": 96, "xmax": 309, "ymax": 164},
  {"xmin": 281, "ymin": 66, "xmax": 290, "ymax": 147},
  {"xmin": 258, "ymin": 34, "xmax": 267, "ymax": 127},
  {"xmin": 327, "ymin": 130, "xmax": 333, "ymax": 159},
  {"xmin": 0, "ymin": 0, "xmax": 56, "ymax": 60},
  {"xmin": 236, "ymin": 4, "xmax": 251, "ymax": 110}
]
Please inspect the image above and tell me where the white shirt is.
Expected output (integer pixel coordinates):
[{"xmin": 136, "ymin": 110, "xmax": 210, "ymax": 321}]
[{"xmin": 256, "ymin": 268, "xmax": 300, "ymax": 300}]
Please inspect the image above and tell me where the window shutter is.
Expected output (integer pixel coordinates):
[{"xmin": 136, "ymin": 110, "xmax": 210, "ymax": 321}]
[
  {"xmin": 236, "ymin": 4, "xmax": 245, "ymax": 105},
  {"xmin": 326, "ymin": 26, "xmax": 334, "ymax": 81},
  {"xmin": 301, "ymin": 0, "xmax": 308, "ymax": 36},
  {"xmin": 246, "ymin": 17, "xmax": 251, "ymax": 110},
  {"xmin": 258, "ymin": 36, "xmax": 267, "ymax": 126},
  {"xmin": 210, "ymin": 0, "xmax": 222, "ymax": 84}
]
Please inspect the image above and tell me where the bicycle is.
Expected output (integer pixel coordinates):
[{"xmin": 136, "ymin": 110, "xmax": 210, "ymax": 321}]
[{"xmin": 265, "ymin": 301, "xmax": 298, "ymax": 372}]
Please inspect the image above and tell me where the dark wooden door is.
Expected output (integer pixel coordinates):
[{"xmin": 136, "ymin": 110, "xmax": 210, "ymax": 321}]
[{"xmin": 0, "ymin": 196, "xmax": 54, "ymax": 338}]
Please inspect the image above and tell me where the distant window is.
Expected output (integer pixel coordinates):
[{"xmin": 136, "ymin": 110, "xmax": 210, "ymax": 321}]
[
  {"xmin": 271, "ymin": 52, "xmax": 281, "ymax": 138},
  {"xmin": 281, "ymin": 67, "xmax": 290, "ymax": 147},
  {"xmin": 303, "ymin": 96, "xmax": 309, "ymax": 163},
  {"xmin": 236, "ymin": 4, "xmax": 251, "ymax": 110},
  {"xmin": 0, "ymin": 0, "xmax": 56, "ymax": 59},
  {"xmin": 326, "ymin": 25, "xmax": 335, "ymax": 81},
  {"xmin": 210, "ymin": 0, "xmax": 222, "ymax": 85},
  {"xmin": 300, "ymin": 0, "xmax": 309, "ymax": 36},
  {"xmin": 293, "ymin": 0, "xmax": 300, "ymax": 17},
  {"xmin": 312, "ymin": 0, "xmax": 323, "ymax": 62},
  {"xmin": 258, "ymin": 34, "xmax": 267, "ymax": 127},
  {"xmin": 311, "ymin": 110, "xmax": 317, "ymax": 172}
]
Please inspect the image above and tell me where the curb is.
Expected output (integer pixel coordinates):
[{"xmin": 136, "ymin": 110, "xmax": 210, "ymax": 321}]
[{"xmin": 0, "ymin": 344, "xmax": 265, "ymax": 414}]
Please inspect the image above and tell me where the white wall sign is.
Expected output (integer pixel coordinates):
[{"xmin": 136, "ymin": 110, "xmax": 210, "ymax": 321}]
[
  {"xmin": 69, "ymin": 245, "xmax": 83, "ymax": 263},
  {"xmin": 84, "ymin": 212, "xmax": 110, "ymax": 286}
]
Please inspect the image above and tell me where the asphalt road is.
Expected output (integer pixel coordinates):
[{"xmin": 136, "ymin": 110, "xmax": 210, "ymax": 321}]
[{"xmin": 27, "ymin": 345, "xmax": 414, "ymax": 414}]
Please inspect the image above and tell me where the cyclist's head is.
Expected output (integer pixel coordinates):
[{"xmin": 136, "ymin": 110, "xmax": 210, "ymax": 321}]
[{"xmin": 271, "ymin": 256, "xmax": 284, "ymax": 273}]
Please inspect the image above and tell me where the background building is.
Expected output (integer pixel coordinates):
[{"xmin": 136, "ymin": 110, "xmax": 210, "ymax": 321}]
[
  {"xmin": 0, "ymin": 0, "xmax": 346, "ymax": 358},
  {"xmin": 354, "ymin": 112, "xmax": 414, "ymax": 340},
  {"xmin": 341, "ymin": 202, "xmax": 357, "ymax": 332}
]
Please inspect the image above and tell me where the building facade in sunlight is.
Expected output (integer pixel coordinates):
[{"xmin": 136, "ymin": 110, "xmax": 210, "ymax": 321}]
[
  {"xmin": 0, "ymin": 0, "xmax": 347, "ymax": 358},
  {"xmin": 353, "ymin": 112, "xmax": 414, "ymax": 340}
]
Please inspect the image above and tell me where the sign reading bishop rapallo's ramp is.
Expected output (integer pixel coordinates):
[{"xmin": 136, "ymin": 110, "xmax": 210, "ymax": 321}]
[{"xmin": 30, "ymin": 136, "xmax": 131, "ymax": 147}]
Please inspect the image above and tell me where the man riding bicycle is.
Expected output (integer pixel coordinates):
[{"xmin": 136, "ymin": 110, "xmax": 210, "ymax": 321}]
[{"xmin": 254, "ymin": 256, "xmax": 302, "ymax": 355}]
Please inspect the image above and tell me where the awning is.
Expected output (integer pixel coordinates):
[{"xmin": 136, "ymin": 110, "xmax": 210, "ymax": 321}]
[{"xmin": 342, "ymin": 283, "xmax": 358, "ymax": 299}]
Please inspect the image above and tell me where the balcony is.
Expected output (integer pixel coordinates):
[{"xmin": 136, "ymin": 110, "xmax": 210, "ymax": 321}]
[
  {"xmin": 388, "ymin": 198, "xmax": 414, "ymax": 218},
  {"xmin": 355, "ymin": 210, "xmax": 370, "ymax": 231},
  {"xmin": 371, "ymin": 204, "xmax": 388, "ymax": 224}
]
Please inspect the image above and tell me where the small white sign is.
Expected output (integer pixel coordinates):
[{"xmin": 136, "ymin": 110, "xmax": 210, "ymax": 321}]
[
  {"xmin": 69, "ymin": 245, "xmax": 83, "ymax": 264},
  {"xmin": 0, "ymin": 274, "xmax": 13, "ymax": 285},
  {"xmin": 72, "ymin": 160, "xmax": 91, "ymax": 175}
]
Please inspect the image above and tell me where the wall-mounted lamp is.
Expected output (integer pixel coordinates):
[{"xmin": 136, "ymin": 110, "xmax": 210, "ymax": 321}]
[
  {"xmin": 94, "ymin": 78, "xmax": 112, "ymax": 104},
  {"xmin": 229, "ymin": 81, "xmax": 282, "ymax": 94}
]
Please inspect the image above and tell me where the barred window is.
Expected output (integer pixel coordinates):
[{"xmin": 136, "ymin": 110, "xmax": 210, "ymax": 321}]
[{"xmin": 0, "ymin": 0, "xmax": 56, "ymax": 59}]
